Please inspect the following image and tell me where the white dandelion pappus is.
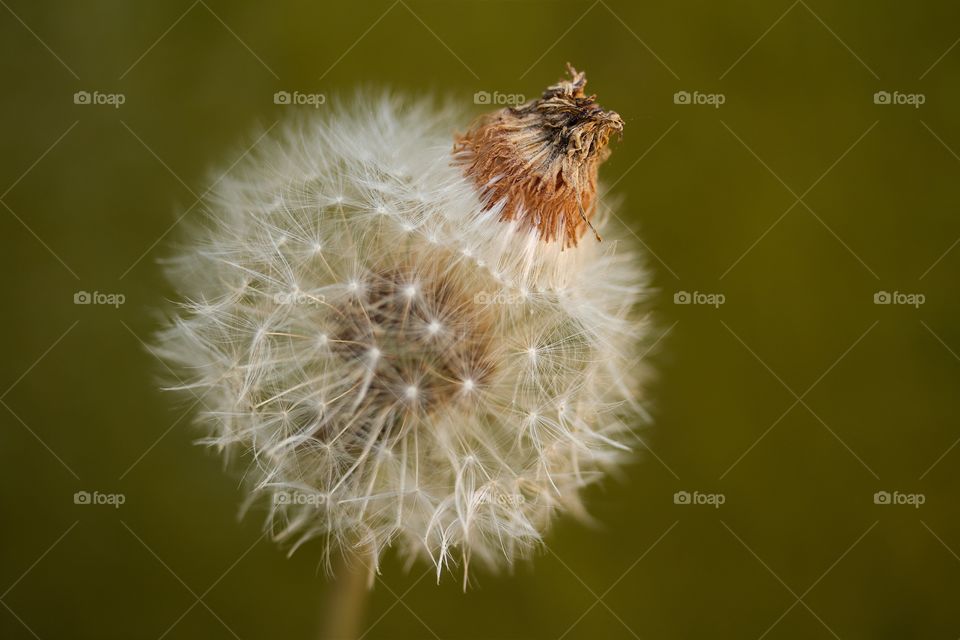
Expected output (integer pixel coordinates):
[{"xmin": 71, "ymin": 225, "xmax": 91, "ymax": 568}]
[{"xmin": 155, "ymin": 65, "xmax": 653, "ymax": 585}]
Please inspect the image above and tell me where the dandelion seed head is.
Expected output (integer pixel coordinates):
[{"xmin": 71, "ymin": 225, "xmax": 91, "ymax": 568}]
[{"xmin": 156, "ymin": 69, "xmax": 652, "ymax": 583}]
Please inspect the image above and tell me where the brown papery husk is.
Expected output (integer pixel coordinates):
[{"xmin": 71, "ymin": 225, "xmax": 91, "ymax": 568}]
[{"xmin": 454, "ymin": 64, "xmax": 624, "ymax": 248}]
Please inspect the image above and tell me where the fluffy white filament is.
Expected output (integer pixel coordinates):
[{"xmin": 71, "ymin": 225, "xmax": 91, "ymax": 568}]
[{"xmin": 155, "ymin": 93, "xmax": 652, "ymax": 584}]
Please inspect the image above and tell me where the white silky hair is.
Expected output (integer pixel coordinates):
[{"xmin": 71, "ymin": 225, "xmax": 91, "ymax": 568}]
[{"xmin": 155, "ymin": 92, "xmax": 653, "ymax": 585}]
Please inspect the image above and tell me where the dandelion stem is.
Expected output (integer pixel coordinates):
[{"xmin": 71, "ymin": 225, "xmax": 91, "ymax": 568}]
[{"xmin": 319, "ymin": 553, "xmax": 371, "ymax": 640}]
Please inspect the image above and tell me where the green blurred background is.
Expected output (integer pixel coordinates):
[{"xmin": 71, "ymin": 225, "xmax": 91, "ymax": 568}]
[{"xmin": 2, "ymin": 1, "xmax": 959, "ymax": 638}]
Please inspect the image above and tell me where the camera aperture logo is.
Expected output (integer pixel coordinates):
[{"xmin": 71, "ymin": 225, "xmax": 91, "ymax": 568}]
[
  {"xmin": 474, "ymin": 90, "xmax": 526, "ymax": 106},
  {"xmin": 873, "ymin": 490, "xmax": 924, "ymax": 508},
  {"xmin": 674, "ymin": 290, "xmax": 725, "ymax": 308},
  {"xmin": 74, "ymin": 490, "xmax": 126, "ymax": 508},
  {"xmin": 73, "ymin": 90, "xmax": 126, "ymax": 109},
  {"xmin": 673, "ymin": 90, "xmax": 725, "ymax": 108},
  {"xmin": 874, "ymin": 290, "xmax": 924, "ymax": 308},
  {"xmin": 74, "ymin": 290, "xmax": 125, "ymax": 308},
  {"xmin": 674, "ymin": 490, "xmax": 725, "ymax": 508},
  {"xmin": 873, "ymin": 91, "xmax": 925, "ymax": 108},
  {"xmin": 274, "ymin": 90, "xmax": 326, "ymax": 108}
]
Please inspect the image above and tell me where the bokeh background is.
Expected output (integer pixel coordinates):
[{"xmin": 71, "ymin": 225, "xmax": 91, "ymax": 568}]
[{"xmin": 2, "ymin": 1, "xmax": 959, "ymax": 638}]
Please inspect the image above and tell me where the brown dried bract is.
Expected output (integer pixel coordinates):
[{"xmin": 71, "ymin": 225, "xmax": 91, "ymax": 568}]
[{"xmin": 454, "ymin": 64, "xmax": 624, "ymax": 247}]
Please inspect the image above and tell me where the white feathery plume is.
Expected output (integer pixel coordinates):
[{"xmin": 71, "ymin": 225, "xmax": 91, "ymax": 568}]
[{"xmin": 155, "ymin": 66, "xmax": 653, "ymax": 586}]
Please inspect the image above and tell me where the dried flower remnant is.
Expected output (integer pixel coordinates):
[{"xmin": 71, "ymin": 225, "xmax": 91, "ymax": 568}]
[
  {"xmin": 455, "ymin": 65, "xmax": 624, "ymax": 247},
  {"xmin": 156, "ymin": 65, "xmax": 651, "ymax": 586}
]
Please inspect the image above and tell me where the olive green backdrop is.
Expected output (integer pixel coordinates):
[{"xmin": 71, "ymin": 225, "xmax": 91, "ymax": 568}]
[{"xmin": 2, "ymin": 1, "xmax": 958, "ymax": 638}]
